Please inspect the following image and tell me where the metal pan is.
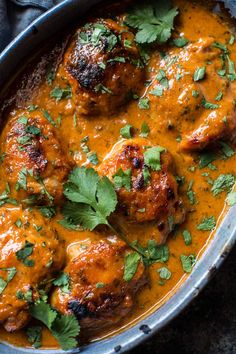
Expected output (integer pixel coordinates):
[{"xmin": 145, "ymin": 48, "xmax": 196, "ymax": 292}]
[{"xmin": 0, "ymin": 1, "xmax": 235, "ymax": 353}]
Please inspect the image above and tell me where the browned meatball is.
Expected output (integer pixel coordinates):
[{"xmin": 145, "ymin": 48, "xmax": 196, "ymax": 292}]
[
  {"xmin": 0, "ymin": 110, "xmax": 72, "ymax": 205},
  {"xmin": 98, "ymin": 138, "xmax": 185, "ymax": 243},
  {"xmin": 62, "ymin": 19, "xmax": 145, "ymax": 115},
  {"xmin": 51, "ymin": 237, "xmax": 146, "ymax": 333},
  {"xmin": 0, "ymin": 205, "xmax": 65, "ymax": 332}
]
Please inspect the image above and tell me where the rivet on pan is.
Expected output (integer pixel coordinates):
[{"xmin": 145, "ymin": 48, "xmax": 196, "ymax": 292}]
[
  {"xmin": 139, "ymin": 324, "xmax": 151, "ymax": 334},
  {"xmin": 114, "ymin": 345, "xmax": 122, "ymax": 352}
]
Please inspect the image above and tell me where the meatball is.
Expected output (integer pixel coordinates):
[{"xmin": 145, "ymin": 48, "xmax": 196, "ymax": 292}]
[
  {"xmin": 147, "ymin": 37, "xmax": 236, "ymax": 150},
  {"xmin": 0, "ymin": 110, "xmax": 72, "ymax": 205},
  {"xmin": 0, "ymin": 205, "xmax": 65, "ymax": 331},
  {"xmin": 62, "ymin": 19, "xmax": 145, "ymax": 115},
  {"xmin": 98, "ymin": 138, "xmax": 185, "ymax": 243},
  {"xmin": 51, "ymin": 237, "xmax": 146, "ymax": 333}
]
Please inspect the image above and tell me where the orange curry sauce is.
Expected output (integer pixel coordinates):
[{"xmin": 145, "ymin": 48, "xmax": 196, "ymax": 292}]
[{"xmin": 0, "ymin": 0, "xmax": 236, "ymax": 349}]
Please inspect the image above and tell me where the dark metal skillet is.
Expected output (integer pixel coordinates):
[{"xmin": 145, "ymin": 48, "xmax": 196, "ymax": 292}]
[{"xmin": 0, "ymin": 0, "xmax": 236, "ymax": 353}]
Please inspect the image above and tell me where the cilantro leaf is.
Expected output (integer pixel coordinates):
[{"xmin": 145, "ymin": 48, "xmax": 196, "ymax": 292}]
[
  {"xmin": 172, "ymin": 37, "xmax": 189, "ymax": 47},
  {"xmin": 87, "ymin": 151, "xmax": 99, "ymax": 166},
  {"xmin": 123, "ymin": 252, "xmax": 142, "ymax": 282},
  {"xmin": 219, "ymin": 141, "xmax": 235, "ymax": 158},
  {"xmin": 180, "ymin": 254, "xmax": 196, "ymax": 273},
  {"xmin": 197, "ymin": 216, "xmax": 216, "ymax": 231},
  {"xmin": 16, "ymin": 241, "xmax": 35, "ymax": 267},
  {"xmin": 157, "ymin": 266, "xmax": 172, "ymax": 279},
  {"xmin": 26, "ymin": 326, "xmax": 42, "ymax": 349},
  {"xmin": 138, "ymin": 97, "xmax": 150, "ymax": 109},
  {"xmin": 140, "ymin": 122, "xmax": 150, "ymax": 137},
  {"xmin": 198, "ymin": 151, "xmax": 217, "ymax": 169},
  {"xmin": 42, "ymin": 110, "xmax": 56, "ymax": 127},
  {"xmin": 149, "ymin": 85, "xmax": 163, "ymax": 97},
  {"xmin": 226, "ymin": 191, "xmax": 236, "ymax": 206},
  {"xmin": 50, "ymin": 85, "xmax": 72, "ymax": 101},
  {"xmin": 125, "ymin": 0, "xmax": 179, "ymax": 45},
  {"xmin": 53, "ymin": 272, "xmax": 70, "ymax": 294},
  {"xmin": 211, "ymin": 174, "xmax": 235, "ymax": 196},
  {"xmin": 201, "ymin": 98, "xmax": 219, "ymax": 110},
  {"xmin": 30, "ymin": 301, "xmax": 57, "ymax": 329},
  {"xmin": 145, "ymin": 240, "xmax": 169, "ymax": 264},
  {"xmin": 39, "ymin": 206, "xmax": 56, "ymax": 219},
  {"xmin": 120, "ymin": 124, "xmax": 133, "ymax": 138},
  {"xmin": 29, "ymin": 301, "xmax": 80, "ymax": 351},
  {"xmin": 144, "ymin": 146, "xmax": 165, "ymax": 171},
  {"xmin": 113, "ymin": 168, "xmax": 132, "ymax": 191},
  {"xmin": 193, "ymin": 66, "xmax": 206, "ymax": 81},
  {"xmin": 182, "ymin": 230, "xmax": 192, "ymax": 246},
  {"xmin": 52, "ymin": 314, "xmax": 80, "ymax": 351},
  {"xmin": 0, "ymin": 267, "xmax": 17, "ymax": 294},
  {"xmin": 62, "ymin": 167, "xmax": 117, "ymax": 230}
]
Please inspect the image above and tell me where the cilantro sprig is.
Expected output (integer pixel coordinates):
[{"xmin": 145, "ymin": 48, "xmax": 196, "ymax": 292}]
[
  {"xmin": 61, "ymin": 167, "xmax": 145, "ymax": 256},
  {"xmin": 62, "ymin": 167, "xmax": 117, "ymax": 230},
  {"xmin": 29, "ymin": 301, "xmax": 80, "ymax": 351},
  {"xmin": 61, "ymin": 167, "xmax": 171, "ymax": 264},
  {"xmin": 125, "ymin": 0, "xmax": 179, "ymax": 45}
]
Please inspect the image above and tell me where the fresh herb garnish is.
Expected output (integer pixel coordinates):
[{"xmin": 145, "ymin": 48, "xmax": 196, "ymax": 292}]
[
  {"xmin": 143, "ymin": 166, "xmax": 151, "ymax": 185},
  {"xmin": 125, "ymin": 0, "xmax": 179, "ymax": 45},
  {"xmin": 16, "ymin": 241, "xmax": 35, "ymax": 267},
  {"xmin": 138, "ymin": 97, "xmax": 150, "ymax": 109},
  {"xmin": 180, "ymin": 254, "xmax": 196, "ymax": 273},
  {"xmin": 26, "ymin": 326, "xmax": 42, "ymax": 349},
  {"xmin": 201, "ymin": 98, "xmax": 219, "ymax": 110},
  {"xmin": 0, "ymin": 267, "xmax": 17, "ymax": 294},
  {"xmin": 120, "ymin": 124, "xmax": 133, "ymax": 139},
  {"xmin": 42, "ymin": 110, "xmax": 56, "ymax": 127},
  {"xmin": 15, "ymin": 167, "xmax": 28, "ymax": 191},
  {"xmin": 123, "ymin": 252, "xmax": 142, "ymax": 282},
  {"xmin": 62, "ymin": 167, "xmax": 117, "ymax": 231},
  {"xmin": 192, "ymin": 90, "xmax": 199, "ymax": 98},
  {"xmin": 29, "ymin": 301, "xmax": 80, "ymax": 351},
  {"xmin": 229, "ymin": 34, "xmax": 235, "ymax": 45},
  {"xmin": 50, "ymin": 86, "xmax": 72, "ymax": 101},
  {"xmin": 53, "ymin": 272, "xmax": 70, "ymax": 294},
  {"xmin": 198, "ymin": 151, "xmax": 217, "ymax": 169},
  {"xmin": 182, "ymin": 230, "xmax": 192, "ymax": 246},
  {"xmin": 193, "ymin": 66, "xmax": 206, "ymax": 82},
  {"xmin": 226, "ymin": 191, "xmax": 236, "ymax": 206},
  {"xmin": 215, "ymin": 91, "xmax": 223, "ymax": 101},
  {"xmin": 39, "ymin": 206, "xmax": 56, "ymax": 219},
  {"xmin": 46, "ymin": 64, "xmax": 55, "ymax": 86},
  {"xmin": 140, "ymin": 122, "xmax": 150, "ymax": 138},
  {"xmin": 149, "ymin": 85, "xmax": 163, "ymax": 97},
  {"xmin": 156, "ymin": 69, "xmax": 169, "ymax": 88},
  {"xmin": 87, "ymin": 152, "xmax": 99, "ymax": 166},
  {"xmin": 94, "ymin": 84, "xmax": 113, "ymax": 94},
  {"xmin": 211, "ymin": 174, "xmax": 235, "ymax": 196},
  {"xmin": 96, "ymin": 282, "xmax": 105, "ymax": 288},
  {"xmin": 144, "ymin": 146, "xmax": 165, "ymax": 171},
  {"xmin": 157, "ymin": 266, "xmax": 172, "ymax": 280},
  {"xmin": 113, "ymin": 168, "xmax": 132, "ymax": 191},
  {"xmin": 79, "ymin": 23, "xmax": 117, "ymax": 52},
  {"xmin": 172, "ymin": 37, "xmax": 188, "ymax": 47},
  {"xmin": 187, "ymin": 180, "xmax": 196, "ymax": 205},
  {"xmin": 197, "ymin": 216, "xmax": 216, "ymax": 231},
  {"xmin": 219, "ymin": 141, "xmax": 235, "ymax": 158}
]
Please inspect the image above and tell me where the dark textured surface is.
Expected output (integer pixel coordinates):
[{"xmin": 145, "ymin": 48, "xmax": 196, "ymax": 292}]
[{"xmin": 130, "ymin": 244, "xmax": 236, "ymax": 354}]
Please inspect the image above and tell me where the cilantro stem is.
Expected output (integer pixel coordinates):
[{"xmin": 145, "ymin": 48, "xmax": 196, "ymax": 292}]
[{"xmin": 107, "ymin": 222, "xmax": 147, "ymax": 258}]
